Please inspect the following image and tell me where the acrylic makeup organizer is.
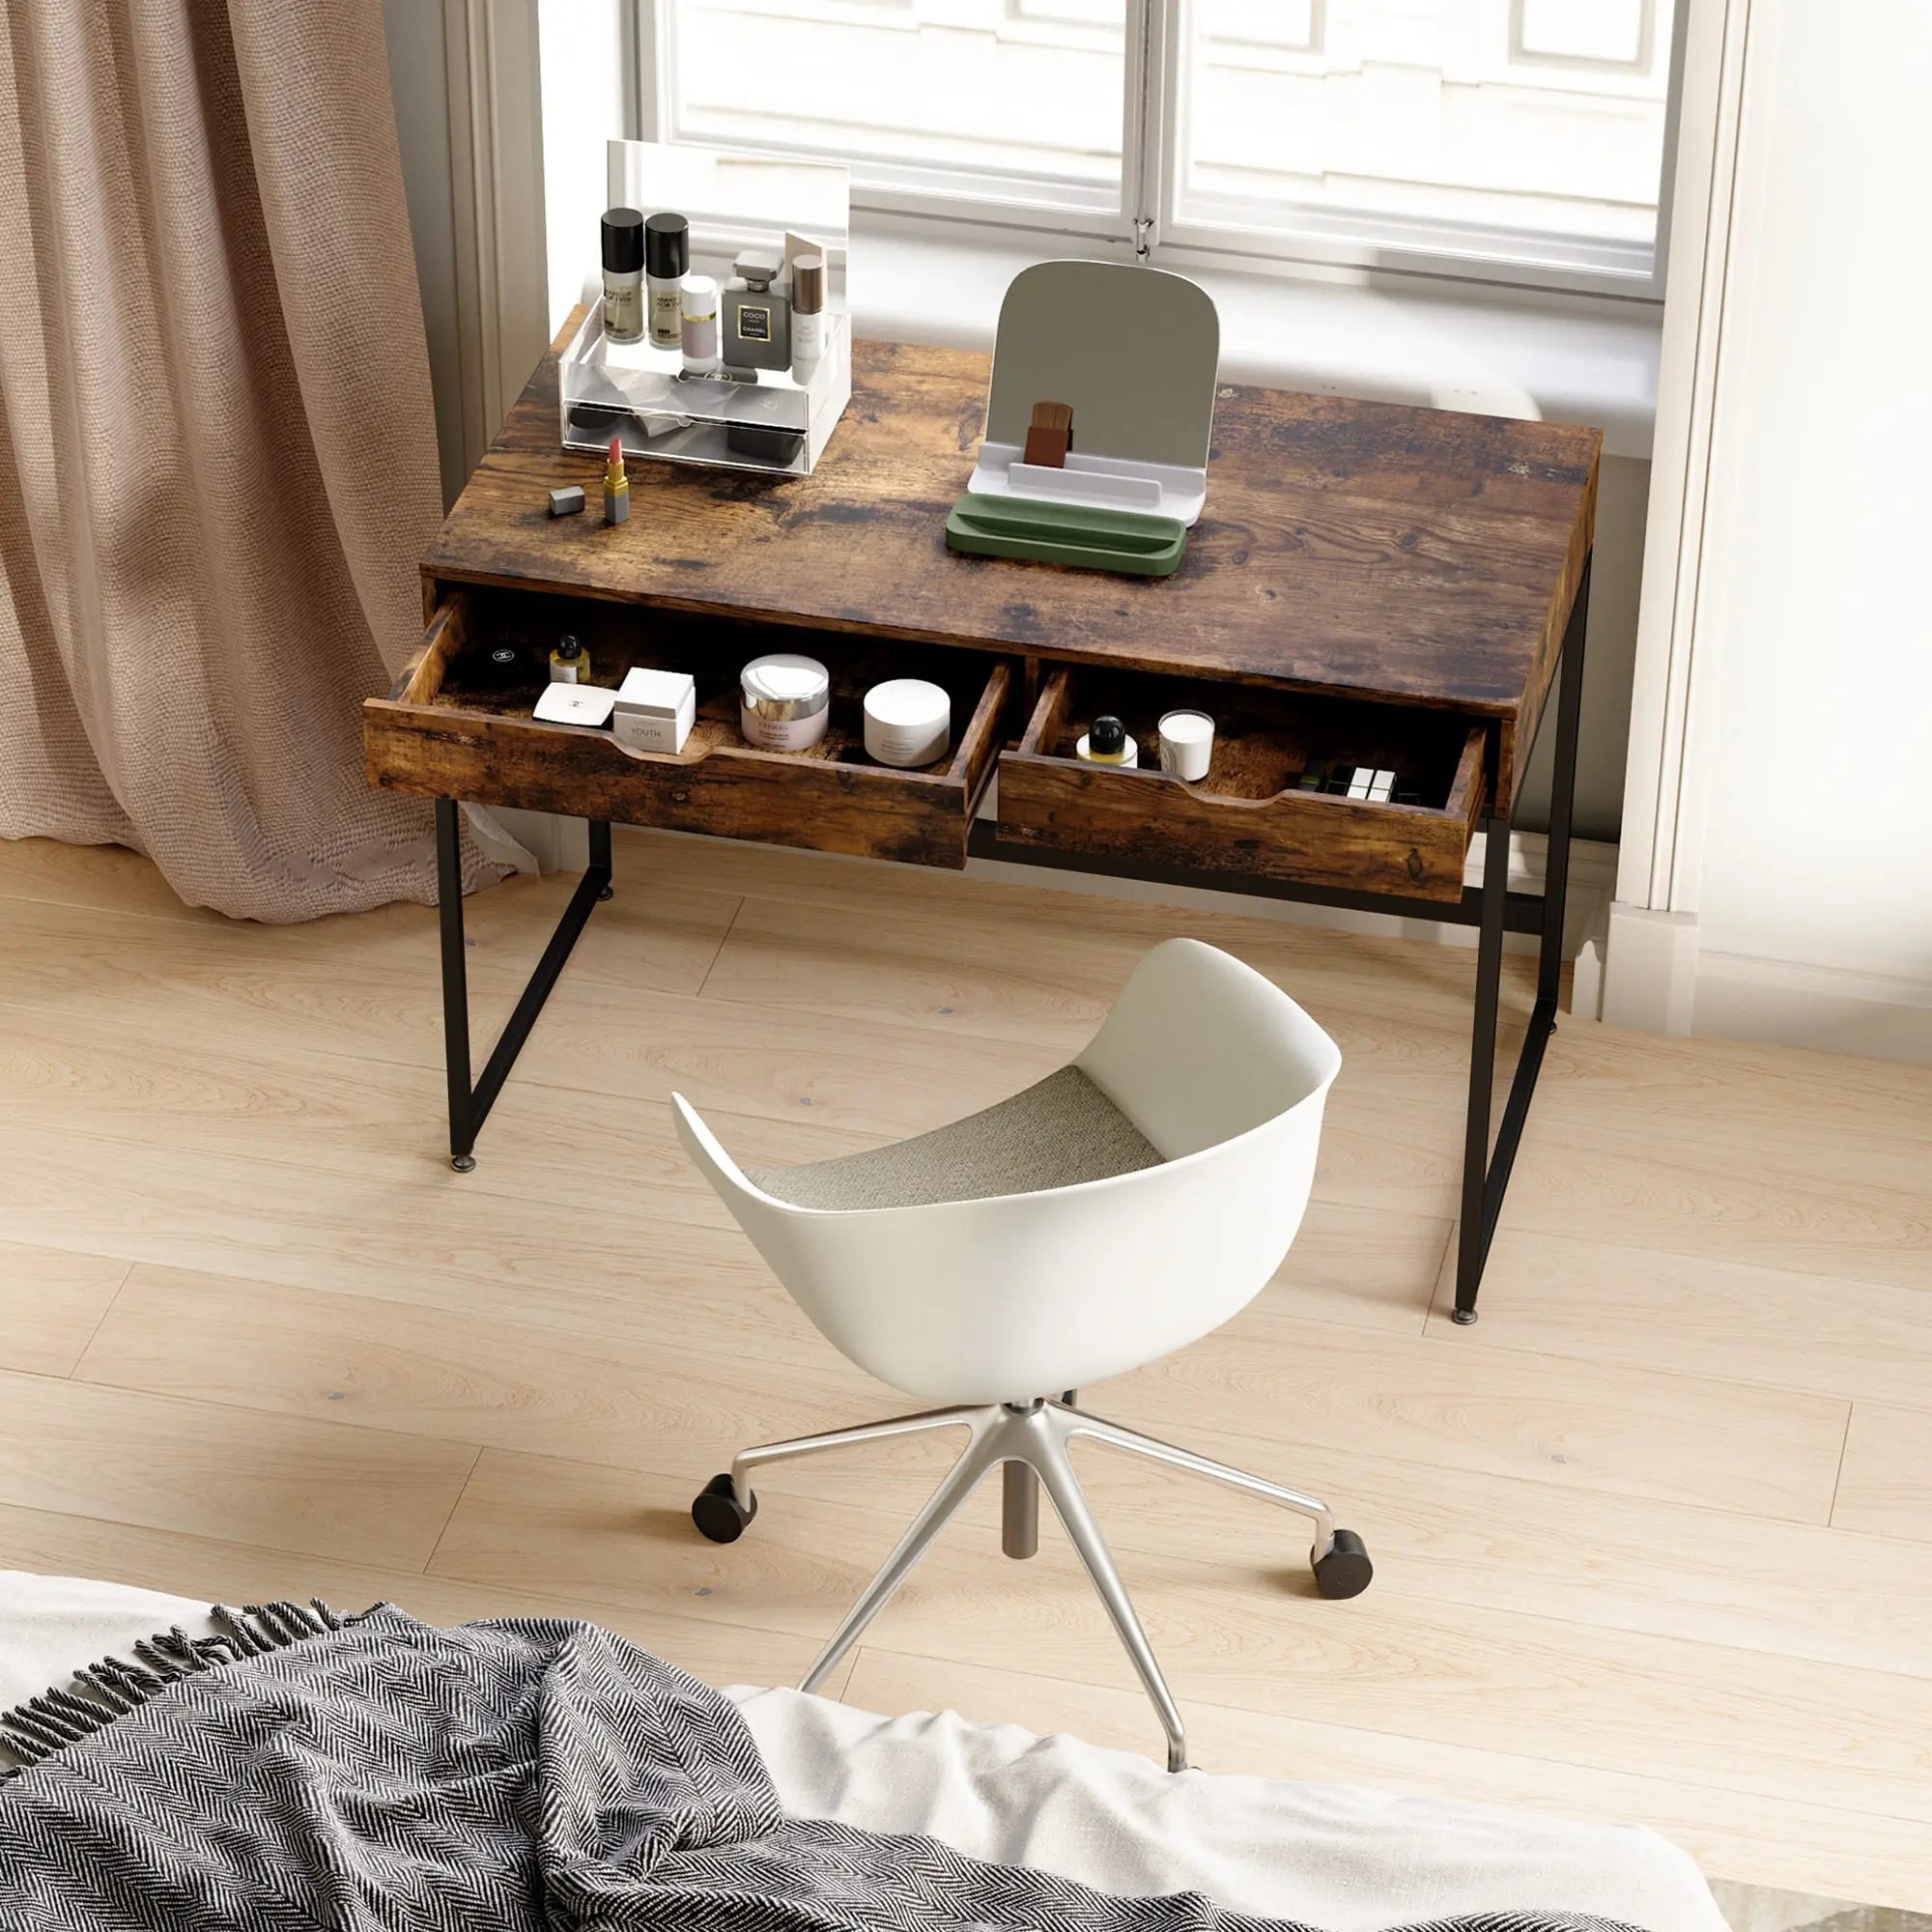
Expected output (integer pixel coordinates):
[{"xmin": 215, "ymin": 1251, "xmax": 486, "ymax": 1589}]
[
  {"xmin": 557, "ymin": 141, "xmax": 852, "ymax": 478},
  {"xmin": 946, "ymin": 262, "xmax": 1220, "ymax": 578}
]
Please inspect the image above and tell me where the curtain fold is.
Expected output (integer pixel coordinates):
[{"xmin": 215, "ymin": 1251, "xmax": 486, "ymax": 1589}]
[{"xmin": 0, "ymin": 0, "xmax": 493, "ymax": 920}]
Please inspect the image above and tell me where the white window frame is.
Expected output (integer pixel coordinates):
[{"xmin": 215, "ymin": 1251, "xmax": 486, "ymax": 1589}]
[{"xmin": 630, "ymin": 0, "xmax": 1686, "ymax": 302}]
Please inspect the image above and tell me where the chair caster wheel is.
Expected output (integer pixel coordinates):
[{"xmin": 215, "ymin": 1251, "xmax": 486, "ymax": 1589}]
[
  {"xmin": 692, "ymin": 1474, "xmax": 756, "ymax": 1544},
  {"xmin": 1313, "ymin": 1529, "xmax": 1372, "ymax": 1600}
]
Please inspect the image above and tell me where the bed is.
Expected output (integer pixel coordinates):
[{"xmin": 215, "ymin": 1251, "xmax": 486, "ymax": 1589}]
[{"xmin": 0, "ymin": 1571, "xmax": 1728, "ymax": 1932}]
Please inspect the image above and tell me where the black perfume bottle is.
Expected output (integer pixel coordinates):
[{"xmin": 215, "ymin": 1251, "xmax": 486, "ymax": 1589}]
[{"xmin": 722, "ymin": 249, "xmax": 790, "ymax": 373}]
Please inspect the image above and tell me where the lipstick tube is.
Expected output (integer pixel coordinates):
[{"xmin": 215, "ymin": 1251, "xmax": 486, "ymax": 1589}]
[{"xmin": 603, "ymin": 437, "xmax": 629, "ymax": 525}]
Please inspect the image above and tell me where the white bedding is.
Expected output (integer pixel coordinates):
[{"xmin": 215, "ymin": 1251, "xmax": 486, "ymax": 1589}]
[{"xmin": 0, "ymin": 1572, "xmax": 1727, "ymax": 1932}]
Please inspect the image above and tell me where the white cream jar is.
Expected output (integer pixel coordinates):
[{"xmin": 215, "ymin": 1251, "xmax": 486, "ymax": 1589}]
[
  {"xmin": 863, "ymin": 678, "xmax": 951, "ymax": 768},
  {"xmin": 740, "ymin": 653, "xmax": 830, "ymax": 752}
]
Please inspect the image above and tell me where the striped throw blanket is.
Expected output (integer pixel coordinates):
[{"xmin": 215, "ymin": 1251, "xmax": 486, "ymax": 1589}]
[{"xmin": 0, "ymin": 1603, "xmax": 1637, "ymax": 1932}]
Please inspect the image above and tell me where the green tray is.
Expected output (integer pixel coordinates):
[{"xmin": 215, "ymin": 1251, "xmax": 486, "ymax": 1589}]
[{"xmin": 945, "ymin": 493, "xmax": 1187, "ymax": 578}]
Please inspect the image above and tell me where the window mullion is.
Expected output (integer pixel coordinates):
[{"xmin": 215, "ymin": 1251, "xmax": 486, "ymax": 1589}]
[
  {"xmin": 632, "ymin": 0, "xmax": 667, "ymax": 144},
  {"xmin": 1122, "ymin": 0, "xmax": 1173, "ymax": 252}
]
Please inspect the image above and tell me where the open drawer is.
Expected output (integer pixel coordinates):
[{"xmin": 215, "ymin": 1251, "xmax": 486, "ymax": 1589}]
[
  {"xmin": 997, "ymin": 668, "xmax": 1486, "ymax": 902},
  {"xmin": 365, "ymin": 586, "xmax": 1009, "ymax": 868}
]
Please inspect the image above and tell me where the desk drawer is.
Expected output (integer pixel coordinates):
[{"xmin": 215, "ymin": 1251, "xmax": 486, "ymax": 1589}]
[
  {"xmin": 365, "ymin": 588, "xmax": 1009, "ymax": 868},
  {"xmin": 996, "ymin": 668, "xmax": 1486, "ymax": 902}
]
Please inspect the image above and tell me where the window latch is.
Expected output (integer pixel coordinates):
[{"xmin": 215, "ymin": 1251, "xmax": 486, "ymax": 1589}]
[{"xmin": 1133, "ymin": 216, "xmax": 1154, "ymax": 261}]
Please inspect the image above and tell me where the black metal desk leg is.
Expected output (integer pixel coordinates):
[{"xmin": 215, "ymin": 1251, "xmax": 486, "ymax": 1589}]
[
  {"xmin": 592, "ymin": 819, "xmax": 614, "ymax": 900},
  {"xmin": 1451, "ymin": 556, "xmax": 1592, "ymax": 1322},
  {"xmin": 1537, "ymin": 558, "xmax": 1591, "ymax": 1008},
  {"xmin": 435, "ymin": 801, "xmax": 614, "ymax": 1173},
  {"xmin": 436, "ymin": 797, "xmax": 476, "ymax": 1171},
  {"xmin": 1454, "ymin": 810, "xmax": 1511, "ymax": 1321}
]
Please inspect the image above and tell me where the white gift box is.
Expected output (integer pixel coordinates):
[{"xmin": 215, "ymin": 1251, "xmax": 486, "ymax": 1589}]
[{"xmin": 612, "ymin": 666, "xmax": 696, "ymax": 753}]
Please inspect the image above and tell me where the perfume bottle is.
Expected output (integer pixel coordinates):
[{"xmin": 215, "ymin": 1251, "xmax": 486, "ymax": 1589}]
[
  {"xmin": 722, "ymin": 250, "xmax": 790, "ymax": 373},
  {"xmin": 600, "ymin": 209, "xmax": 644, "ymax": 345},
  {"xmin": 1075, "ymin": 715, "xmax": 1138, "ymax": 768}
]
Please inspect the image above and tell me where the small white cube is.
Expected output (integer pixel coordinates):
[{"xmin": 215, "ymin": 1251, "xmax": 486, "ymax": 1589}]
[{"xmin": 612, "ymin": 667, "xmax": 696, "ymax": 754}]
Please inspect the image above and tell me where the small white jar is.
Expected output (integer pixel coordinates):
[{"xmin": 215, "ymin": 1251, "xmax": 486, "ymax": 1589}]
[
  {"xmin": 740, "ymin": 653, "xmax": 830, "ymax": 752},
  {"xmin": 864, "ymin": 679, "xmax": 951, "ymax": 768},
  {"xmin": 1156, "ymin": 709, "xmax": 1215, "ymax": 781}
]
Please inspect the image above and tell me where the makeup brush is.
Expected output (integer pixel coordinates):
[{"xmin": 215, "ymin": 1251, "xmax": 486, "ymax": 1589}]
[{"xmin": 1023, "ymin": 400, "xmax": 1073, "ymax": 469}]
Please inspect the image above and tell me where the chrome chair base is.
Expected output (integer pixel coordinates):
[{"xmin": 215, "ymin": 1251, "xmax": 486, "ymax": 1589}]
[{"xmin": 696, "ymin": 1398, "xmax": 1368, "ymax": 1775}]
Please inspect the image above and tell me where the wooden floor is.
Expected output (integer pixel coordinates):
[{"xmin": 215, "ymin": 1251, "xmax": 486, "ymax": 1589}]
[{"xmin": 3, "ymin": 828, "xmax": 1930, "ymax": 1909}]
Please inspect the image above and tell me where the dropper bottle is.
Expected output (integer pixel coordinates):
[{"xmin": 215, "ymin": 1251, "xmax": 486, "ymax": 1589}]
[{"xmin": 603, "ymin": 437, "xmax": 629, "ymax": 525}]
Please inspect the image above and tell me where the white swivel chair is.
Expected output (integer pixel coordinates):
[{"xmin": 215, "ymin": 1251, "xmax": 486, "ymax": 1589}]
[{"xmin": 674, "ymin": 936, "xmax": 1369, "ymax": 1771}]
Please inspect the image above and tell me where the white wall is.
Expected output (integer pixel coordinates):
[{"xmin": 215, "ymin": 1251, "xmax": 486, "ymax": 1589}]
[
  {"xmin": 1635, "ymin": 0, "xmax": 1932, "ymax": 1059},
  {"xmin": 538, "ymin": 0, "xmax": 629, "ymax": 332}
]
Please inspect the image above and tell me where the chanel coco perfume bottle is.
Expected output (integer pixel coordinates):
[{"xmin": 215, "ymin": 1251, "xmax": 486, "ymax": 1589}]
[{"xmin": 722, "ymin": 249, "xmax": 790, "ymax": 374}]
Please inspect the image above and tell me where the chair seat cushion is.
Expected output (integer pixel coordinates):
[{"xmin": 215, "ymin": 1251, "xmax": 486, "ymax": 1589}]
[{"xmin": 745, "ymin": 1065, "xmax": 1163, "ymax": 1211}]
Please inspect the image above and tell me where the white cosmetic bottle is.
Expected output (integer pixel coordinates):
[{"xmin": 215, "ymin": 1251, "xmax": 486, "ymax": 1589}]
[
  {"xmin": 680, "ymin": 274, "xmax": 721, "ymax": 376},
  {"xmin": 790, "ymin": 253, "xmax": 827, "ymax": 378}
]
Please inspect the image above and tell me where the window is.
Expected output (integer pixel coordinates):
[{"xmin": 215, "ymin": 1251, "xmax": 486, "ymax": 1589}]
[
  {"xmin": 640, "ymin": 0, "xmax": 1680, "ymax": 294},
  {"xmin": 651, "ymin": 0, "xmax": 1132, "ymax": 218}
]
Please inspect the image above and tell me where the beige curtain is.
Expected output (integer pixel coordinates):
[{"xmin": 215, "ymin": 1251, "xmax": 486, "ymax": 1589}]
[{"xmin": 0, "ymin": 0, "xmax": 492, "ymax": 920}]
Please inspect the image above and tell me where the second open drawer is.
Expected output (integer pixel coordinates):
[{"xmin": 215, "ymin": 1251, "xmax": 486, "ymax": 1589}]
[{"xmin": 996, "ymin": 668, "xmax": 1487, "ymax": 902}]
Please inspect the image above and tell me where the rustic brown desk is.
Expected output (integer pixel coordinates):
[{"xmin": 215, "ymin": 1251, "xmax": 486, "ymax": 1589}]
[{"xmin": 366, "ymin": 322, "xmax": 1599, "ymax": 1322}]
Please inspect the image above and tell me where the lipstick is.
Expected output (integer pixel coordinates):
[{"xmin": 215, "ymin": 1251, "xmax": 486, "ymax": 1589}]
[{"xmin": 603, "ymin": 437, "xmax": 630, "ymax": 525}]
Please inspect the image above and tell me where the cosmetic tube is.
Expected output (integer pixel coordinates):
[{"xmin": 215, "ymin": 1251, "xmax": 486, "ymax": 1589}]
[
  {"xmin": 680, "ymin": 274, "xmax": 720, "ymax": 376},
  {"xmin": 790, "ymin": 253, "xmax": 827, "ymax": 377}
]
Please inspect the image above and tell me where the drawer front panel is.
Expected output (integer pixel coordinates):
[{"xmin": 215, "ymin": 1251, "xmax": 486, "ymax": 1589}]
[{"xmin": 996, "ymin": 669, "xmax": 1486, "ymax": 902}]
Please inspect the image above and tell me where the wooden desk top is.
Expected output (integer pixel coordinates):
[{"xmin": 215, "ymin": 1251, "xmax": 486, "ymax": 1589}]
[{"xmin": 425, "ymin": 320, "xmax": 1599, "ymax": 814}]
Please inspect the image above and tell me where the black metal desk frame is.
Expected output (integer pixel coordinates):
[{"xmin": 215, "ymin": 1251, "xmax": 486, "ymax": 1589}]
[{"xmin": 433, "ymin": 556, "xmax": 1591, "ymax": 1325}]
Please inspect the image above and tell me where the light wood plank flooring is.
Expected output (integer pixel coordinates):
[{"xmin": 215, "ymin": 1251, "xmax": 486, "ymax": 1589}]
[{"xmin": 2, "ymin": 829, "xmax": 1929, "ymax": 1908}]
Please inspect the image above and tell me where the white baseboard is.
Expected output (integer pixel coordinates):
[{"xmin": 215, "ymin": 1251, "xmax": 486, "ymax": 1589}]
[
  {"xmin": 1598, "ymin": 901, "xmax": 1932, "ymax": 1063},
  {"xmin": 966, "ymin": 826, "xmax": 1615, "ymax": 1008},
  {"xmin": 1690, "ymin": 952, "xmax": 1932, "ymax": 1065},
  {"xmin": 1600, "ymin": 901, "xmax": 1699, "ymax": 1035},
  {"xmin": 577, "ymin": 818, "xmax": 1613, "ymax": 1009}
]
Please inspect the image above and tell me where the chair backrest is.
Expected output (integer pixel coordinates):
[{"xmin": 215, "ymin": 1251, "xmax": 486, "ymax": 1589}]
[
  {"xmin": 1075, "ymin": 937, "xmax": 1342, "ymax": 1156},
  {"xmin": 672, "ymin": 939, "xmax": 1341, "ymax": 1403}
]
